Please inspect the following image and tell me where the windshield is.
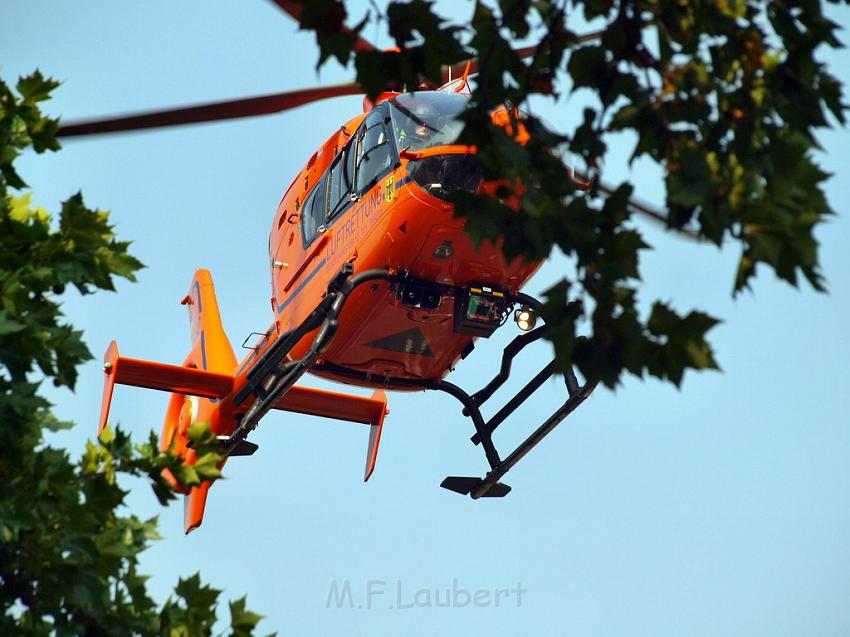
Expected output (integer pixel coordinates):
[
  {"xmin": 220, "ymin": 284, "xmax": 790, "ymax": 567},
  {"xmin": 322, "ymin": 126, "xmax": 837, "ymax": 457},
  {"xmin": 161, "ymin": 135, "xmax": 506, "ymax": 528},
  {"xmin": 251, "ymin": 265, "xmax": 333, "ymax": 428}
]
[{"xmin": 388, "ymin": 92, "xmax": 467, "ymax": 152}]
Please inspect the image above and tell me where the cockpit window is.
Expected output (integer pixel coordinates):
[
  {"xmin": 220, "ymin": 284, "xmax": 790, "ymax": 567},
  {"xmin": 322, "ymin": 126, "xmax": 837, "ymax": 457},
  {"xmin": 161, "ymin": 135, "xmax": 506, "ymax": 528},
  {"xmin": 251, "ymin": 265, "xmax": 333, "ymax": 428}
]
[
  {"xmin": 389, "ymin": 92, "xmax": 467, "ymax": 152},
  {"xmin": 355, "ymin": 108, "xmax": 394, "ymax": 194}
]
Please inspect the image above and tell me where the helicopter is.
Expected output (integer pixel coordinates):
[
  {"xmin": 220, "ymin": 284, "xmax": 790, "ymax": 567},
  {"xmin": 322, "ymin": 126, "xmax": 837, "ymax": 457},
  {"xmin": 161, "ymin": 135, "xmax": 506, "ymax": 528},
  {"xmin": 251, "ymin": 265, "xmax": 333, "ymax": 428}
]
[{"xmin": 62, "ymin": 2, "xmax": 673, "ymax": 534}]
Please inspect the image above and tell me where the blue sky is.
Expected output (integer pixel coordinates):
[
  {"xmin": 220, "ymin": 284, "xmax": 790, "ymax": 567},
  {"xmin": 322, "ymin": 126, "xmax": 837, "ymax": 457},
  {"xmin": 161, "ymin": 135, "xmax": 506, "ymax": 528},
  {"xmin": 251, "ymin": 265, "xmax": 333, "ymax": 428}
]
[{"xmin": 3, "ymin": 2, "xmax": 849, "ymax": 635}]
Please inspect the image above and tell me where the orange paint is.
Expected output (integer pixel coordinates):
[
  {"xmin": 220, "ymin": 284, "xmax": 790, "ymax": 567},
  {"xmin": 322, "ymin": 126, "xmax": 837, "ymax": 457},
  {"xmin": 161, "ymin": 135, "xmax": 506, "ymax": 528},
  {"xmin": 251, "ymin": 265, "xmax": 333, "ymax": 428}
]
[{"xmin": 98, "ymin": 85, "xmax": 544, "ymax": 533}]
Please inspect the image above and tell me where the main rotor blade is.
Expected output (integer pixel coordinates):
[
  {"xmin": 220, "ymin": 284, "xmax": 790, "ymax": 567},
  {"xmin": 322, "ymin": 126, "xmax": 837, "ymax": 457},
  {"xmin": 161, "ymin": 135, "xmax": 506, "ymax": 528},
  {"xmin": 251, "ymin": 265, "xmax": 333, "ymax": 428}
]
[
  {"xmin": 57, "ymin": 83, "xmax": 362, "ymax": 138},
  {"xmin": 268, "ymin": 0, "xmax": 378, "ymax": 52},
  {"xmin": 594, "ymin": 178, "xmax": 702, "ymax": 242},
  {"xmin": 442, "ymin": 30, "xmax": 605, "ymax": 84}
]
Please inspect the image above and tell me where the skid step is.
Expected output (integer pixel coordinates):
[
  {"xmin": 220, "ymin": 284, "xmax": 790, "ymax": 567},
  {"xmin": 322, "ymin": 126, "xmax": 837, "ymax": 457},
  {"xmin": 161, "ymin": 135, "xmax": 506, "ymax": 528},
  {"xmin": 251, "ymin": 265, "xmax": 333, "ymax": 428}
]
[
  {"xmin": 440, "ymin": 476, "xmax": 511, "ymax": 498},
  {"xmin": 217, "ymin": 436, "xmax": 258, "ymax": 457}
]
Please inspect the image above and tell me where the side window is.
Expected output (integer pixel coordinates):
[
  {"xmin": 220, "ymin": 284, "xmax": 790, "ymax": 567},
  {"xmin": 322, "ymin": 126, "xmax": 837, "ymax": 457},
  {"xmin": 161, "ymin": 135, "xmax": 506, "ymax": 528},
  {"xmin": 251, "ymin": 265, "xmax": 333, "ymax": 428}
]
[
  {"xmin": 326, "ymin": 139, "xmax": 357, "ymax": 220},
  {"xmin": 301, "ymin": 174, "xmax": 327, "ymax": 245},
  {"xmin": 355, "ymin": 109, "xmax": 394, "ymax": 194}
]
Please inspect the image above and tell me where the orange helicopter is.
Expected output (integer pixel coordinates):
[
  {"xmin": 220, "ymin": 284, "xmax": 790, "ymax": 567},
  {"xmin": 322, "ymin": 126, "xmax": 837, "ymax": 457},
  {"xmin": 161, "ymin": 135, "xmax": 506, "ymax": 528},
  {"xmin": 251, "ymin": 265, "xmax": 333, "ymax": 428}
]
[{"xmin": 60, "ymin": 3, "xmax": 610, "ymax": 534}]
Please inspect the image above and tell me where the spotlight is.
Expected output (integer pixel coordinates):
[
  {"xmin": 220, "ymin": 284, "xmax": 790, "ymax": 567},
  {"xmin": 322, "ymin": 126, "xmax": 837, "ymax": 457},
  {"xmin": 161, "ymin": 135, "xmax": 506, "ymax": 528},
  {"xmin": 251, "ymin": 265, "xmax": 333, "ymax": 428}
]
[{"xmin": 514, "ymin": 306, "xmax": 537, "ymax": 331}]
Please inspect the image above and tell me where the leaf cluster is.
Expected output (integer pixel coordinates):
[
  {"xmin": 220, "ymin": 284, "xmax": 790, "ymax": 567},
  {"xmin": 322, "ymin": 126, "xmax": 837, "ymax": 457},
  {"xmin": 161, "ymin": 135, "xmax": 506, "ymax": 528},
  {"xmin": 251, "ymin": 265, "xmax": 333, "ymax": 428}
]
[
  {"xmin": 0, "ymin": 74, "xmax": 271, "ymax": 635},
  {"xmin": 294, "ymin": 0, "xmax": 846, "ymax": 388}
]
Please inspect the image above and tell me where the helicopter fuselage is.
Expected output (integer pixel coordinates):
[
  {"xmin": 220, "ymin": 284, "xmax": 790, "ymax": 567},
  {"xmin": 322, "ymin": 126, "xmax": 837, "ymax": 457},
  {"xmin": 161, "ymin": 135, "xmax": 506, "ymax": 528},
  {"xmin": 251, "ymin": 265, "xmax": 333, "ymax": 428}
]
[{"xmin": 235, "ymin": 91, "xmax": 541, "ymax": 390}]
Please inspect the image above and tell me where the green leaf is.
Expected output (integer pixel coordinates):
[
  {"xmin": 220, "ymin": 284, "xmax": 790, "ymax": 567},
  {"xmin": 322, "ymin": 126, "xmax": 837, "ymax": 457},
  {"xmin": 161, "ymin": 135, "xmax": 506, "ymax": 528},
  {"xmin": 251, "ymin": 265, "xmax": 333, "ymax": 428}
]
[
  {"xmin": 667, "ymin": 147, "xmax": 713, "ymax": 208},
  {"xmin": 16, "ymin": 70, "xmax": 60, "ymax": 103},
  {"xmin": 230, "ymin": 596, "xmax": 265, "ymax": 636},
  {"xmin": 0, "ymin": 310, "xmax": 26, "ymax": 335}
]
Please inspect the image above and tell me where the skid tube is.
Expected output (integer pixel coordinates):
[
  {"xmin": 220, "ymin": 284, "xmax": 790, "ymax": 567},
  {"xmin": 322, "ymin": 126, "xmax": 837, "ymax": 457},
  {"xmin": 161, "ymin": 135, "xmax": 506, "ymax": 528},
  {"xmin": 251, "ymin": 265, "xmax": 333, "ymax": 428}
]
[
  {"xmin": 220, "ymin": 265, "xmax": 399, "ymax": 457},
  {"xmin": 314, "ymin": 293, "xmax": 597, "ymax": 499},
  {"xmin": 441, "ymin": 293, "xmax": 597, "ymax": 498}
]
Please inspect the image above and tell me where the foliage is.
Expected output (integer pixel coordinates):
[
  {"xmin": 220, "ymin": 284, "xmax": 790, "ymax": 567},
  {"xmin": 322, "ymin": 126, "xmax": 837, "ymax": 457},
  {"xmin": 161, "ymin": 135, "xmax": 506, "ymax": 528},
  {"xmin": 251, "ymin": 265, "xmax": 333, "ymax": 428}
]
[
  {"xmin": 292, "ymin": 0, "xmax": 846, "ymax": 387},
  {"xmin": 0, "ymin": 73, "xmax": 271, "ymax": 635}
]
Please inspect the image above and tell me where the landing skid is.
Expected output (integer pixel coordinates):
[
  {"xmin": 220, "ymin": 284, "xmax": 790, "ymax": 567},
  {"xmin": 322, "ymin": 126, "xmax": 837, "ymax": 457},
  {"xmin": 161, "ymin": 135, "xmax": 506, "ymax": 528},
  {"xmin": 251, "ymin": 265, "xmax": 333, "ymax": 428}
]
[
  {"xmin": 441, "ymin": 476, "xmax": 511, "ymax": 498},
  {"xmin": 431, "ymin": 294, "xmax": 597, "ymax": 499},
  {"xmin": 437, "ymin": 372, "xmax": 595, "ymax": 498},
  {"xmin": 312, "ymin": 289, "xmax": 597, "ymax": 500}
]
